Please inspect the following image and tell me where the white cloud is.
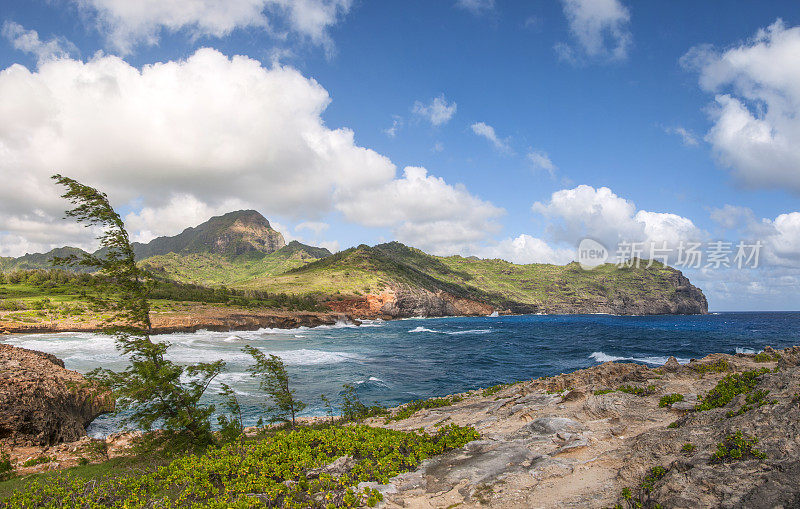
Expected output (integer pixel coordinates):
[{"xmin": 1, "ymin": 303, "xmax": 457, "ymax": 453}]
[
  {"xmin": 455, "ymin": 0, "xmax": 495, "ymax": 16},
  {"xmin": 295, "ymin": 221, "xmax": 329, "ymax": 235},
  {"xmin": 412, "ymin": 95, "xmax": 457, "ymax": 126},
  {"xmin": 1, "ymin": 21, "xmax": 75, "ymax": 61},
  {"xmin": 683, "ymin": 20, "xmax": 800, "ymax": 192},
  {"xmin": 336, "ymin": 166, "xmax": 504, "ymax": 254},
  {"xmin": 383, "ymin": 115, "xmax": 402, "ymax": 138},
  {"xmin": 532, "ymin": 185, "xmax": 704, "ymax": 261},
  {"xmin": 471, "ymin": 122, "xmax": 511, "ymax": 153},
  {"xmin": 527, "ymin": 150, "xmax": 557, "ymax": 177},
  {"xmin": 662, "ymin": 126, "xmax": 699, "ymax": 147},
  {"xmin": 477, "ymin": 234, "xmax": 574, "ymax": 265},
  {"xmin": 711, "ymin": 205, "xmax": 800, "ymax": 266},
  {"xmin": 0, "ymin": 49, "xmax": 504, "ymax": 258},
  {"xmin": 72, "ymin": 0, "xmax": 352, "ymax": 55},
  {"xmin": 558, "ymin": 0, "xmax": 631, "ymax": 62}
]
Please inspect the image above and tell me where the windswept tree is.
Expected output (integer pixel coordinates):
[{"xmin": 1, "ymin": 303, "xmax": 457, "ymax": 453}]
[
  {"xmin": 243, "ymin": 345, "xmax": 306, "ymax": 427},
  {"xmin": 52, "ymin": 174, "xmax": 224, "ymax": 445}
]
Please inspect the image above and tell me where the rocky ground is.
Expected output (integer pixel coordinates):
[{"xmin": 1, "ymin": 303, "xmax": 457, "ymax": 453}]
[
  {"xmin": 2, "ymin": 344, "xmax": 799, "ymax": 508},
  {"xmin": 0, "ymin": 304, "xmax": 352, "ymax": 335},
  {"xmin": 362, "ymin": 346, "xmax": 800, "ymax": 508}
]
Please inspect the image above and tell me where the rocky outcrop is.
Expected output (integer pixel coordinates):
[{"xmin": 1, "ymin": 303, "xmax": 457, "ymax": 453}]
[
  {"xmin": 0, "ymin": 344, "xmax": 114, "ymax": 447},
  {"xmin": 326, "ymin": 287, "xmax": 495, "ymax": 318},
  {"xmin": 366, "ymin": 347, "xmax": 797, "ymax": 508}
]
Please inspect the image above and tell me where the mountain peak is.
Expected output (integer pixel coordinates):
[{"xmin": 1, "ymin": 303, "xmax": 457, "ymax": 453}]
[{"xmin": 132, "ymin": 210, "xmax": 285, "ymax": 259}]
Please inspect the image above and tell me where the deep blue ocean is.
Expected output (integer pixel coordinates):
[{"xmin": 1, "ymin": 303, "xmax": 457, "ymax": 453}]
[{"xmin": 5, "ymin": 312, "xmax": 800, "ymax": 435}]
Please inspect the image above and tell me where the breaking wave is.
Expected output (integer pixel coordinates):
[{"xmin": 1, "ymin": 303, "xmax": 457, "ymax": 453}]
[{"xmin": 589, "ymin": 351, "xmax": 690, "ymax": 365}]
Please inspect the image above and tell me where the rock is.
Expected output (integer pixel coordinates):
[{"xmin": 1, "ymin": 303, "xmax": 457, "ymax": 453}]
[
  {"xmin": 670, "ymin": 401, "xmax": 696, "ymax": 411},
  {"xmin": 0, "ymin": 344, "xmax": 113, "ymax": 447},
  {"xmin": 522, "ymin": 417, "xmax": 582, "ymax": 435},
  {"xmin": 307, "ymin": 455, "xmax": 357, "ymax": 478},
  {"xmin": 662, "ymin": 356, "xmax": 682, "ymax": 372}
]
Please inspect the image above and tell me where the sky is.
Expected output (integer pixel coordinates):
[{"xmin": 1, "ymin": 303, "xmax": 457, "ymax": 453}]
[{"xmin": 0, "ymin": 0, "xmax": 799, "ymax": 311}]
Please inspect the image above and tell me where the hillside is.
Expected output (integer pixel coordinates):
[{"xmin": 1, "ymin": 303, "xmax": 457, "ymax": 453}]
[
  {"xmin": 0, "ymin": 247, "xmax": 92, "ymax": 273},
  {"xmin": 0, "ymin": 211, "xmax": 708, "ymax": 317},
  {"xmin": 239, "ymin": 242, "xmax": 708, "ymax": 316}
]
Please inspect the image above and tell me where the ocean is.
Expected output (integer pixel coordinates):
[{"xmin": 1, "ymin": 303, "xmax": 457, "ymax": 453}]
[{"xmin": 5, "ymin": 311, "xmax": 800, "ymax": 436}]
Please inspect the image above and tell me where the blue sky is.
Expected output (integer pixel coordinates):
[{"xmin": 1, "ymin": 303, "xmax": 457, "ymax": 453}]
[{"xmin": 1, "ymin": 0, "xmax": 799, "ymax": 310}]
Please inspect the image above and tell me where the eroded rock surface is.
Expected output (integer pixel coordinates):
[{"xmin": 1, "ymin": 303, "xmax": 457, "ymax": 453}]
[
  {"xmin": 0, "ymin": 344, "xmax": 113, "ymax": 447},
  {"xmin": 366, "ymin": 347, "xmax": 800, "ymax": 508}
]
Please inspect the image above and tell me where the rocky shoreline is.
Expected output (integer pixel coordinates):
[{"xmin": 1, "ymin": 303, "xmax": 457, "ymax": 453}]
[{"xmin": 2, "ymin": 342, "xmax": 798, "ymax": 507}]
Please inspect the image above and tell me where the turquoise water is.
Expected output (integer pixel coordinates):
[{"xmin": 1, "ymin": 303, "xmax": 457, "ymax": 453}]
[{"xmin": 5, "ymin": 312, "xmax": 800, "ymax": 435}]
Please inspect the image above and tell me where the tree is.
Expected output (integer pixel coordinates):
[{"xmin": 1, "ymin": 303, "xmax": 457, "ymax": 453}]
[
  {"xmin": 52, "ymin": 174, "xmax": 224, "ymax": 445},
  {"xmin": 243, "ymin": 345, "xmax": 306, "ymax": 427},
  {"xmin": 216, "ymin": 383, "xmax": 244, "ymax": 443}
]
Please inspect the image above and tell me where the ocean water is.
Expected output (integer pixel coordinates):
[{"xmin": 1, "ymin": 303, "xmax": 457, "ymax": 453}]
[{"xmin": 4, "ymin": 312, "xmax": 800, "ymax": 436}]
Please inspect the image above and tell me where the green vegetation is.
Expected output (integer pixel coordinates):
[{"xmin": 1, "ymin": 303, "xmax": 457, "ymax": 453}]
[
  {"xmin": 711, "ymin": 431, "xmax": 766, "ymax": 463},
  {"xmin": 0, "ymin": 424, "xmax": 478, "ymax": 508},
  {"xmin": 481, "ymin": 383, "xmax": 508, "ymax": 397},
  {"xmin": 689, "ymin": 358, "xmax": 730, "ymax": 375},
  {"xmin": 658, "ymin": 393, "xmax": 684, "ymax": 407},
  {"xmin": 696, "ymin": 368, "xmax": 770, "ymax": 411},
  {"xmin": 666, "ymin": 420, "xmax": 681, "ymax": 429},
  {"xmin": 618, "ymin": 384, "xmax": 657, "ymax": 397},
  {"xmin": 0, "ymin": 452, "xmax": 12, "ymax": 482},
  {"xmin": 615, "ymin": 466, "xmax": 668, "ymax": 509},
  {"xmin": 244, "ymin": 346, "xmax": 306, "ymax": 427},
  {"xmin": 681, "ymin": 443, "xmax": 695, "ymax": 455},
  {"xmin": 339, "ymin": 384, "xmax": 388, "ymax": 422},
  {"xmin": 593, "ymin": 388, "xmax": 615, "ymax": 395},
  {"xmin": 385, "ymin": 396, "xmax": 461, "ymax": 422},
  {"xmin": 53, "ymin": 175, "xmax": 225, "ymax": 446},
  {"xmin": 725, "ymin": 389, "xmax": 777, "ymax": 418},
  {"xmin": 753, "ymin": 351, "xmax": 781, "ymax": 362}
]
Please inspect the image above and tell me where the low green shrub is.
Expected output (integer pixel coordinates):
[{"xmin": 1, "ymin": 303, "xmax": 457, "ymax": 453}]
[
  {"xmin": 618, "ymin": 384, "xmax": 656, "ymax": 397},
  {"xmin": 711, "ymin": 431, "xmax": 766, "ymax": 463},
  {"xmin": 681, "ymin": 443, "xmax": 695, "ymax": 455},
  {"xmin": 725, "ymin": 389, "xmax": 778, "ymax": 418},
  {"xmin": 593, "ymin": 388, "xmax": 614, "ymax": 395},
  {"xmin": 386, "ymin": 397, "xmax": 456, "ymax": 422},
  {"xmin": 690, "ymin": 359, "xmax": 730, "ymax": 375},
  {"xmin": 753, "ymin": 352, "xmax": 781, "ymax": 363},
  {"xmin": 696, "ymin": 368, "xmax": 769, "ymax": 411},
  {"xmin": 20, "ymin": 457, "xmax": 52, "ymax": 468},
  {"xmin": 481, "ymin": 384, "xmax": 507, "ymax": 397},
  {"xmin": 658, "ymin": 394, "xmax": 684, "ymax": 407},
  {"xmin": 0, "ymin": 451, "xmax": 12, "ymax": 482},
  {"xmin": 1, "ymin": 424, "xmax": 479, "ymax": 508}
]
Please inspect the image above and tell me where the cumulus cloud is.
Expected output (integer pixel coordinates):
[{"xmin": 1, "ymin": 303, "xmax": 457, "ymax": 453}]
[
  {"xmin": 412, "ymin": 95, "xmax": 457, "ymax": 126},
  {"xmin": 477, "ymin": 234, "xmax": 574, "ymax": 265},
  {"xmin": 527, "ymin": 150, "xmax": 557, "ymax": 177},
  {"xmin": 336, "ymin": 166, "xmax": 504, "ymax": 254},
  {"xmin": 295, "ymin": 221, "xmax": 329, "ymax": 235},
  {"xmin": 471, "ymin": 122, "xmax": 511, "ymax": 152},
  {"xmin": 683, "ymin": 20, "xmax": 800, "ymax": 192},
  {"xmin": 0, "ymin": 49, "xmax": 503, "ymax": 257},
  {"xmin": 454, "ymin": 0, "xmax": 495, "ymax": 16},
  {"xmin": 710, "ymin": 204, "xmax": 800, "ymax": 267},
  {"xmin": 558, "ymin": 0, "xmax": 631, "ymax": 62},
  {"xmin": 532, "ymin": 185, "xmax": 704, "ymax": 261},
  {"xmin": 72, "ymin": 0, "xmax": 352, "ymax": 55},
  {"xmin": 1, "ymin": 21, "xmax": 75, "ymax": 61}
]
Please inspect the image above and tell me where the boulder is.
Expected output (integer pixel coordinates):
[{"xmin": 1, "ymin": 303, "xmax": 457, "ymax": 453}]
[{"xmin": 0, "ymin": 344, "xmax": 114, "ymax": 447}]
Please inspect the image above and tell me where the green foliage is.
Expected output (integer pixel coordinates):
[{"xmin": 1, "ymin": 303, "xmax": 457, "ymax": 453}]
[
  {"xmin": 616, "ymin": 466, "xmax": 668, "ymax": 508},
  {"xmin": 753, "ymin": 351, "xmax": 781, "ymax": 362},
  {"xmin": 618, "ymin": 384, "xmax": 656, "ymax": 397},
  {"xmin": 20, "ymin": 457, "xmax": 52, "ymax": 468},
  {"xmin": 690, "ymin": 359, "xmax": 730, "ymax": 375},
  {"xmin": 658, "ymin": 393, "xmax": 684, "ymax": 407},
  {"xmin": 666, "ymin": 420, "xmax": 681, "ymax": 429},
  {"xmin": 339, "ymin": 384, "xmax": 388, "ymax": 422},
  {"xmin": 481, "ymin": 383, "xmax": 508, "ymax": 397},
  {"xmin": 593, "ymin": 388, "xmax": 615, "ymax": 395},
  {"xmin": 244, "ymin": 346, "xmax": 306, "ymax": 427},
  {"xmin": 681, "ymin": 443, "xmax": 695, "ymax": 455},
  {"xmin": 711, "ymin": 431, "xmax": 766, "ymax": 463},
  {"xmin": 1, "ymin": 424, "xmax": 479, "ymax": 508},
  {"xmin": 725, "ymin": 389, "xmax": 777, "ymax": 418},
  {"xmin": 0, "ymin": 451, "xmax": 12, "ymax": 482},
  {"xmin": 216, "ymin": 383, "xmax": 244, "ymax": 443},
  {"xmin": 695, "ymin": 368, "xmax": 770, "ymax": 411},
  {"xmin": 53, "ymin": 175, "xmax": 224, "ymax": 446},
  {"xmin": 385, "ymin": 397, "xmax": 457, "ymax": 422}
]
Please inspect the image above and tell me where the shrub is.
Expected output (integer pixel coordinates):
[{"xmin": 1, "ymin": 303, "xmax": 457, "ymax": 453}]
[
  {"xmin": 340, "ymin": 384, "xmax": 388, "ymax": 422},
  {"xmin": 658, "ymin": 394, "xmax": 684, "ymax": 407},
  {"xmin": 21, "ymin": 456, "xmax": 53, "ymax": 468},
  {"xmin": 681, "ymin": 443, "xmax": 695, "ymax": 455},
  {"xmin": 618, "ymin": 384, "xmax": 656, "ymax": 397},
  {"xmin": 711, "ymin": 431, "xmax": 766, "ymax": 463},
  {"xmin": 593, "ymin": 388, "xmax": 614, "ymax": 395},
  {"xmin": 0, "ymin": 450, "xmax": 13, "ymax": 481},
  {"xmin": 2, "ymin": 424, "xmax": 479, "ymax": 508},
  {"xmin": 482, "ymin": 383, "xmax": 508, "ymax": 397},
  {"xmin": 690, "ymin": 358, "xmax": 730, "ymax": 375},
  {"xmin": 696, "ymin": 368, "xmax": 769, "ymax": 411},
  {"xmin": 385, "ymin": 397, "xmax": 457, "ymax": 422},
  {"xmin": 243, "ymin": 346, "xmax": 306, "ymax": 427},
  {"xmin": 753, "ymin": 352, "xmax": 781, "ymax": 363},
  {"xmin": 725, "ymin": 389, "xmax": 777, "ymax": 417}
]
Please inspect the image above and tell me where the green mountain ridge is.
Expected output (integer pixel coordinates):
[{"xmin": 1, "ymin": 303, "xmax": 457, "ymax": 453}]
[{"xmin": 0, "ymin": 212, "xmax": 709, "ymax": 315}]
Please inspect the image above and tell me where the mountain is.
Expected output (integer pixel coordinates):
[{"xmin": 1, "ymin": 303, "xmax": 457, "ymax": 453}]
[
  {"xmin": 0, "ymin": 246, "xmax": 92, "ymax": 272},
  {"xmin": 238, "ymin": 242, "xmax": 708, "ymax": 316},
  {"xmin": 139, "ymin": 240, "xmax": 332, "ymax": 286},
  {"xmin": 131, "ymin": 210, "xmax": 285, "ymax": 259}
]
